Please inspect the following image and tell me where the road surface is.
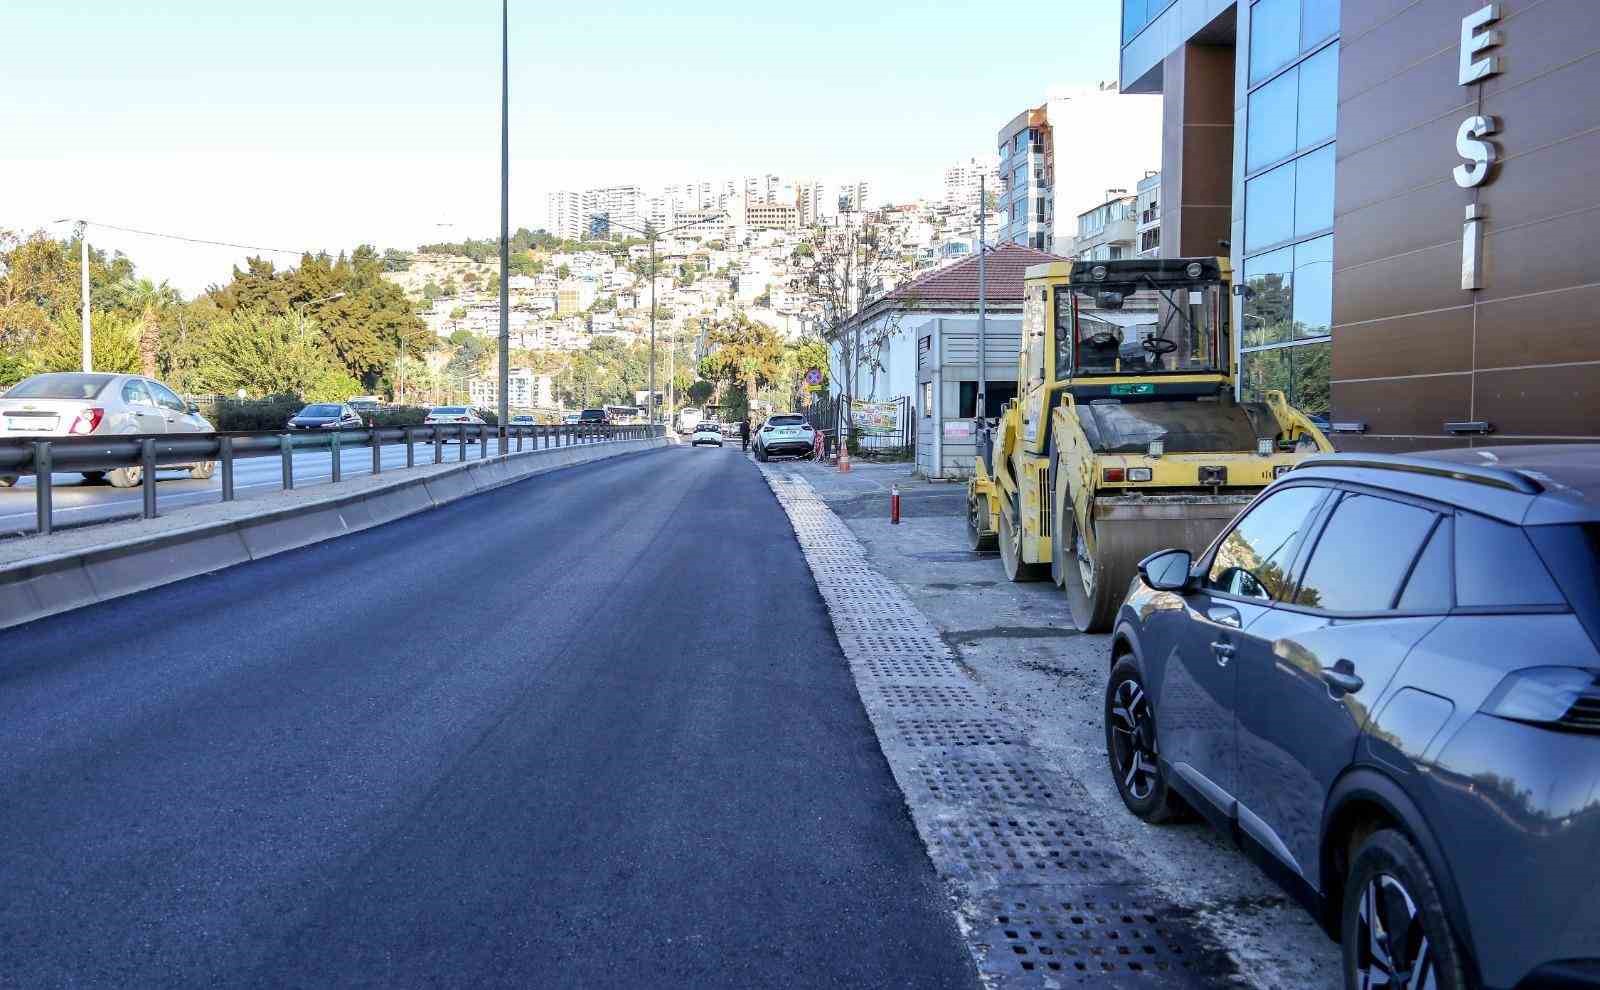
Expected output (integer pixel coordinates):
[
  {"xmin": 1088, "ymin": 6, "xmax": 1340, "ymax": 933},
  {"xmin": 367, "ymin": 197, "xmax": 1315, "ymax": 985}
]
[
  {"xmin": 0, "ymin": 444, "xmax": 974, "ymax": 988},
  {"xmin": 0, "ymin": 434, "xmax": 608, "ymax": 536}
]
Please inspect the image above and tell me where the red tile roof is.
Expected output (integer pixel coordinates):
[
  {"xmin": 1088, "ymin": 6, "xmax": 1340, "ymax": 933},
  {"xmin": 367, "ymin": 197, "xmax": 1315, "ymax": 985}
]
[{"xmin": 885, "ymin": 242, "xmax": 1064, "ymax": 303}]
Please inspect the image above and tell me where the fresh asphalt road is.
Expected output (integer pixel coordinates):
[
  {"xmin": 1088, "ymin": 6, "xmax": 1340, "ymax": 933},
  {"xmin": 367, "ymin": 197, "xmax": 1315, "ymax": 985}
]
[
  {"xmin": 0, "ymin": 434, "xmax": 609, "ymax": 536},
  {"xmin": 0, "ymin": 444, "xmax": 976, "ymax": 988}
]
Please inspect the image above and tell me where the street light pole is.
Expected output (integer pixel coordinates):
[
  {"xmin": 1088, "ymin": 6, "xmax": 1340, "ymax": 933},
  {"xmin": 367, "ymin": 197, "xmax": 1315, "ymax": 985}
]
[
  {"xmin": 76, "ymin": 221, "xmax": 91, "ymax": 372},
  {"xmin": 497, "ymin": 0, "xmax": 510, "ymax": 447},
  {"xmin": 977, "ymin": 174, "xmax": 987, "ymax": 419}
]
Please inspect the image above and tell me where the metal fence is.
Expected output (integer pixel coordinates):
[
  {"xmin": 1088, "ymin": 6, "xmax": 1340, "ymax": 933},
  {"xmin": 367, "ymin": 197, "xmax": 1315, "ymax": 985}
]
[
  {"xmin": 802, "ymin": 394, "xmax": 915, "ymax": 459},
  {"xmin": 0, "ymin": 423, "xmax": 664, "ymax": 536}
]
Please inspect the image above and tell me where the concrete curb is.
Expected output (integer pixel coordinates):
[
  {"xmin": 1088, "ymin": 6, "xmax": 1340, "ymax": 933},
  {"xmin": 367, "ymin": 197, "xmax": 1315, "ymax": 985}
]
[{"xmin": 0, "ymin": 437, "xmax": 669, "ymax": 630}]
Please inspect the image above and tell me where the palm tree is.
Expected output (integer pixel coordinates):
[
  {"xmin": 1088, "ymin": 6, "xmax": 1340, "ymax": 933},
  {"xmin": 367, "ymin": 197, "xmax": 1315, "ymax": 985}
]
[{"xmin": 128, "ymin": 278, "xmax": 181, "ymax": 378}]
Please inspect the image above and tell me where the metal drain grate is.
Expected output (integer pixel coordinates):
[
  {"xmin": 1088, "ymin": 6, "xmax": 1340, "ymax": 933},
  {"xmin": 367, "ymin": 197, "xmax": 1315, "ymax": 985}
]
[
  {"xmin": 913, "ymin": 760, "xmax": 1059, "ymax": 805},
  {"xmin": 877, "ymin": 684, "xmax": 982, "ymax": 709},
  {"xmin": 971, "ymin": 889, "xmax": 1233, "ymax": 986},
  {"xmin": 929, "ymin": 817, "xmax": 1125, "ymax": 883},
  {"xmin": 834, "ymin": 633, "xmax": 948, "ymax": 655},
  {"xmin": 894, "ymin": 717, "xmax": 1017, "ymax": 746},
  {"xmin": 830, "ymin": 613, "xmax": 937, "ymax": 636}
]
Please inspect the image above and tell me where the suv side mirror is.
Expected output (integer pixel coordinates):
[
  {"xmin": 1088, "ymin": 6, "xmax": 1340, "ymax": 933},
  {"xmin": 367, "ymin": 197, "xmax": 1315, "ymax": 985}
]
[
  {"xmin": 1139, "ymin": 549, "xmax": 1194, "ymax": 592},
  {"xmin": 187, "ymin": 401, "xmax": 200, "ymax": 414}
]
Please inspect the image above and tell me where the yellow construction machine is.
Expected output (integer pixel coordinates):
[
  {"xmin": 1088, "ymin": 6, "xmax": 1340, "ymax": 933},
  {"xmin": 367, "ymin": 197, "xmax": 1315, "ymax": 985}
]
[{"xmin": 965, "ymin": 257, "xmax": 1331, "ymax": 632}]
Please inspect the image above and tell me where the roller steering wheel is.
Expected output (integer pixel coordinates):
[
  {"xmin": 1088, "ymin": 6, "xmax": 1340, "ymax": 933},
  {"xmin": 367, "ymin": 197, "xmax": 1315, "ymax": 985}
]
[{"xmin": 1141, "ymin": 337, "xmax": 1178, "ymax": 355}]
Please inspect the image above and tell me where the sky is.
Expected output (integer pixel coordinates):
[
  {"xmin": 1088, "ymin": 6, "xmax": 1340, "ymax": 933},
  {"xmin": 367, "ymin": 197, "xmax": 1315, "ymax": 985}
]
[{"xmin": 1, "ymin": 1, "xmax": 1122, "ymax": 293}]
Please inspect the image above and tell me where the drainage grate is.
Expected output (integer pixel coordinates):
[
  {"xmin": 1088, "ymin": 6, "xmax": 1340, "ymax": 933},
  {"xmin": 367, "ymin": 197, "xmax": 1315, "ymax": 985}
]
[
  {"xmin": 929, "ymin": 817, "xmax": 1125, "ymax": 884},
  {"xmin": 894, "ymin": 717, "xmax": 1017, "ymax": 746},
  {"xmin": 913, "ymin": 760, "xmax": 1059, "ymax": 805},
  {"xmin": 830, "ymin": 613, "xmax": 937, "ymax": 636},
  {"xmin": 970, "ymin": 889, "xmax": 1234, "ymax": 986},
  {"xmin": 834, "ymin": 633, "xmax": 948, "ymax": 656},
  {"xmin": 877, "ymin": 684, "xmax": 982, "ymax": 709}
]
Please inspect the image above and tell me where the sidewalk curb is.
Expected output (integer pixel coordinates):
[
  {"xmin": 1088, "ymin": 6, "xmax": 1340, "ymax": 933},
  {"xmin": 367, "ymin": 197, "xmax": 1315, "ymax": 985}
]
[{"xmin": 0, "ymin": 438, "xmax": 669, "ymax": 631}]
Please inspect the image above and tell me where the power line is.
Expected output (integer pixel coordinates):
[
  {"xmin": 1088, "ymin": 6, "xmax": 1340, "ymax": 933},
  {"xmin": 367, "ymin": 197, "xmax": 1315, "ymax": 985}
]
[{"xmin": 54, "ymin": 218, "xmax": 311, "ymax": 257}]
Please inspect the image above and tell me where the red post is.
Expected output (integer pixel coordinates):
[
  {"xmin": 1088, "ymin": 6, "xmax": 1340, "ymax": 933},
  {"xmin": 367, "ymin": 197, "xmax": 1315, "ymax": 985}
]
[{"xmin": 890, "ymin": 483, "xmax": 901, "ymax": 525}]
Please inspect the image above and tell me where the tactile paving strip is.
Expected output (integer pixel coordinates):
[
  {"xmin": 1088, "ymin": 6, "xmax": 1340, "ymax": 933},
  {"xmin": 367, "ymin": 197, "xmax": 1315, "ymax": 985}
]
[
  {"xmin": 928, "ymin": 816, "xmax": 1126, "ymax": 884},
  {"xmin": 876, "ymin": 684, "xmax": 983, "ymax": 709},
  {"xmin": 894, "ymin": 717, "xmax": 1018, "ymax": 746},
  {"xmin": 861, "ymin": 655, "xmax": 963, "ymax": 679},
  {"xmin": 913, "ymin": 759, "xmax": 1060, "ymax": 806},
  {"xmin": 969, "ymin": 889, "xmax": 1233, "ymax": 986}
]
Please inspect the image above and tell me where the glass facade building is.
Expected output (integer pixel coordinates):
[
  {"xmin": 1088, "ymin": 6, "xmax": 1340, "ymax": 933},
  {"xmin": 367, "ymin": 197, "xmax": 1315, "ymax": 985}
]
[{"xmin": 1237, "ymin": 0, "xmax": 1338, "ymax": 419}]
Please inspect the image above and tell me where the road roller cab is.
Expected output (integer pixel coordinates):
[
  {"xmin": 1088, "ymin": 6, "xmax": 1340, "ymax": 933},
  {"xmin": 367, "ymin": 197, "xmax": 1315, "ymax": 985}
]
[{"xmin": 964, "ymin": 256, "xmax": 1331, "ymax": 632}]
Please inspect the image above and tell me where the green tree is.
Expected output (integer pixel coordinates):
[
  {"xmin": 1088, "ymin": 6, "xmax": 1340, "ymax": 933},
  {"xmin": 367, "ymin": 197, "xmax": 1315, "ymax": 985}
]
[
  {"xmin": 699, "ymin": 313, "xmax": 784, "ymax": 419},
  {"xmin": 185, "ymin": 309, "xmax": 359, "ymax": 401}
]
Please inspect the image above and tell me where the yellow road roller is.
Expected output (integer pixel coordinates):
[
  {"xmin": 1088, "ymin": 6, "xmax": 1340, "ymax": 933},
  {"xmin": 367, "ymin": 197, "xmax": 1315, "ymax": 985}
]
[{"xmin": 965, "ymin": 257, "xmax": 1331, "ymax": 632}]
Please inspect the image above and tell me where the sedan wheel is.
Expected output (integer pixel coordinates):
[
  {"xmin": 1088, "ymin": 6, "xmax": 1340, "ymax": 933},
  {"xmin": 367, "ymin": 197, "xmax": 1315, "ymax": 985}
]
[
  {"xmin": 1344, "ymin": 830, "xmax": 1465, "ymax": 990},
  {"xmin": 1104, "ymin": 659, "xmax": 1185, "ymax": 823}
]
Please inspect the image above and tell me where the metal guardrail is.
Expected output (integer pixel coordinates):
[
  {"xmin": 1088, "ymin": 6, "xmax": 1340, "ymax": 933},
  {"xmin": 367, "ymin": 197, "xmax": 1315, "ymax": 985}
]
[{"xmin": 0, "ymin": 422, "xmax": 664, "ymax": 536}]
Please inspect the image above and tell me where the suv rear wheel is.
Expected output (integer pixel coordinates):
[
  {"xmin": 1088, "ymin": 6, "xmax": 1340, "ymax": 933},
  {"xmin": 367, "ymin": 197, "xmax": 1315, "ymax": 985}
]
[{"xmin": 1342, "ymin": 829, "xmax": 1467, "ymax": 990}]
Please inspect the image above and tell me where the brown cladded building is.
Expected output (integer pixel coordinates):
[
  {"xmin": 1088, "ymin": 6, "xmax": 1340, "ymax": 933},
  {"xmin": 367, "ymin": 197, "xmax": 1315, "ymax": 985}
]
[{"xmin": 1119, "ymin": 0, "xmax": 1598, "ymax": 450}]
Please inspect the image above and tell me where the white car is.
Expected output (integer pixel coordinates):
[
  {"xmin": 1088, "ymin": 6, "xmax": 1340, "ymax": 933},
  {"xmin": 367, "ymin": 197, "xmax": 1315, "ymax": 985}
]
[
  {"xmin": 753, "ymin": 414, "xmax": 816, "ymax": 461},
  {"xmin": 423, "ymin": 406, "xmax": 487, "ymax": 443},
  {"xmin": 0, "ymin": 372, "xmax": 216, "ymax": 487},
  {"xmin": 691, "ymin": 422, "xmax": 723, "ymax": 447}
]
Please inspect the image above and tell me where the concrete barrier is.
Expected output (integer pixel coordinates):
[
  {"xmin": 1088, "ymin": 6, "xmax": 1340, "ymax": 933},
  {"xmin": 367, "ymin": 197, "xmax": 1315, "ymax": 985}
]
[{"xmin": 0, "ymin": 436, "xmax": 669, "ymax": 630}]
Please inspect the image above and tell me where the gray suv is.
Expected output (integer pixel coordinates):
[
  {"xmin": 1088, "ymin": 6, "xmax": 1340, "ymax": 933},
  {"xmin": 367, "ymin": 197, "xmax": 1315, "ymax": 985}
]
[{"xmin": 1105, "ymin": 446, "xmax": 1599, "ymax": 990}]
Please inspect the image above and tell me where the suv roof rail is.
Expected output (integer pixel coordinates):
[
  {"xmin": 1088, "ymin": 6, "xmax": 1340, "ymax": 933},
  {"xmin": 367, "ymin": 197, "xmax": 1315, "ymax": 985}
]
[{"xmin": 1294, "ymin": 453, "xmax": 1544, "ymax": 495}]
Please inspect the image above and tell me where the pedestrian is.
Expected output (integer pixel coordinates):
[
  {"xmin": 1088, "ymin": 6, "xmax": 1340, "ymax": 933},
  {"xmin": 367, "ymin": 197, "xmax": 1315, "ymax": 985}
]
[{"xmin": 739, "ymin": 417, "xmax": 751, "ymax": 452}]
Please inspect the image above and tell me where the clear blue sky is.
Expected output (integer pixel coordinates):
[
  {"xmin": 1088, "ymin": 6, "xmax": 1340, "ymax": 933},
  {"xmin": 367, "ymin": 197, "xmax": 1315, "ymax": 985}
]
[{"xmin": 1, "ymin": 0, "xmax": 1122, "ymax": 291}]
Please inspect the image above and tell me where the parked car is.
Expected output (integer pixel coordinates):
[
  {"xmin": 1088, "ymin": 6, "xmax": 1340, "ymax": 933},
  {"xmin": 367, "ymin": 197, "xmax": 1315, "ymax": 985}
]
[
  {"xmin": 509, "ymin": 414, "xmax": 537, "ymax": 427},
  {"xmin": 691, "ymin": 422, "xmax": 723, "ymax": 447},
  {"xmin": 752, "ymin": 414, "xmax": 814, "ymax": 461},
  {"xmin": 286, "ymin": 403, "xmax": 364, "ymax": 431},
  {"xmin": 0, "ymin": 372, "xmax": 216, "ymax": 488},
  {"xmin": 347, "ymin": 395, "xmax": 381, "ymax": 415},
  {"xmin": 423, "ymin": 406, "xmax": 486, "ymax": 442},
  {"xmin": 1104, "ymin": 446, "xmax": 1600, "ymax": 990},
  {"xmin": 578, "ymin": 408, "xmax": 610, "ymax": 426}
]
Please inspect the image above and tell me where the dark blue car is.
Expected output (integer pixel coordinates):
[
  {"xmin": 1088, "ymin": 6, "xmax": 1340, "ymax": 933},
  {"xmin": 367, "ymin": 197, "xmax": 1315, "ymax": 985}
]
[{"xmin": 1106, "ymin": 446, "xmax": 1600, "ymax": 990}]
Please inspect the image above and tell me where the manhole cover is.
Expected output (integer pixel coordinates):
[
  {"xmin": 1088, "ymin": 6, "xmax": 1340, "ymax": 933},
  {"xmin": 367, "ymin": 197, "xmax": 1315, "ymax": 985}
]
[
  {"xmin": 913, "ymin": 760, "xmax": 1059, "ymax": 805},
  {"xmin": 971, "ymin": 889, "xmax": 1235, "ymax": 986},
  {"xmin": 894, "ymin": 717, "xmax": 1017, "ymax": 746},
  {"xmin": 929, "ymin": 817, "xmax": 1125, "ymax": 883},
  {"xmin": 877, "ymin": 684, "xmax": 982, "ymax": 709}
]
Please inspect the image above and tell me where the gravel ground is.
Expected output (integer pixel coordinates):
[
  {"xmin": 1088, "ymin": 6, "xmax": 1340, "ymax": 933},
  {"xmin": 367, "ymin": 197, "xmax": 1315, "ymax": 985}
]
[{"xmin": 783, "ymin": 459, "xmax": 1342, "ymax": 990}]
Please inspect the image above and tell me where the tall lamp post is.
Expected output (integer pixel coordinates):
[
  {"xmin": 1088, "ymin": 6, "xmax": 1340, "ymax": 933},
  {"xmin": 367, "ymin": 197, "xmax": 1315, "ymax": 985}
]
[
  {"xmin": 497, "ymin": 0, "xmax": 510, "ymax": 451},
  {"xmin": 589, "ymin": 213, "xmax": 723, "ymax": 425}
]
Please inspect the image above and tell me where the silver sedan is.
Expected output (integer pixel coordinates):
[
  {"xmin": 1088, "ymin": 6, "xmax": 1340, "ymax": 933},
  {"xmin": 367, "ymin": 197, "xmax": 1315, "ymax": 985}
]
[{"xmin": 0, "ymin": 372, "xmax": 216, "ymax": 488}]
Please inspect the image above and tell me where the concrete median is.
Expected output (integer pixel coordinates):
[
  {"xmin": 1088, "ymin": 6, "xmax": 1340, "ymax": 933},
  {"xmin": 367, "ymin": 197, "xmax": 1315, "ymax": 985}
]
[{"xmin": 0, "ymin": 436, "xmax": 670, "ymax": 630}]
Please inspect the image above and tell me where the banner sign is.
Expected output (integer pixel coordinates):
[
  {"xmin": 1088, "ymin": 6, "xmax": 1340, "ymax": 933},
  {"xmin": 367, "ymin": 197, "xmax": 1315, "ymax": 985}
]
[{"xmin": 850, "ymin": 399, "xmax": 901, "ymax": 437}]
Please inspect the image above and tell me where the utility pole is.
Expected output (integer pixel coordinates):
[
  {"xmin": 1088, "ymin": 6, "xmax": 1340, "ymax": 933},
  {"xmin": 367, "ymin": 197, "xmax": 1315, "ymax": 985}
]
[
  {"xmin": 649, "ymin": 233, "xmax": 657, "ymax": 424},
  {"xmin": 497, "ymin": 0, "xmax": 510, "ymax": 448},
  {"xmin": 977, "ymin": 174, "xmax": 986, "ymax": 419},
  {"xmin": 76, "ymin": 221, "xmax": 91, "ymax": 372}
]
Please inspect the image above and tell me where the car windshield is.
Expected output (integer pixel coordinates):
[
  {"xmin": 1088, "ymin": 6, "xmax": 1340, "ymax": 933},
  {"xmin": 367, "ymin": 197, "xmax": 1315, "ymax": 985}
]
[
  {"xmin": 696, "ymin": 423, "xmax": 719, "ymax": 432},
  {"xmin": 1057, "ymin": 277, "xmax": 1224, "ymax": 377},
  {"xmin": 433, "ymin": 407, "xmax": 467, "ymax": 415},
  {"xmin": 580, "ymin": 410, "xmax": 605, "ymax": 419},
  {"xmin": 768, "ymin": 416, "xmax": 805, "ymax": 427},
  {"xmin": 303, "ymin": 404, "xmax": 342, "ymax": 416},
  {"xmin": 6, "ymin": 374, "xmax": 116, "ymax": 399}
]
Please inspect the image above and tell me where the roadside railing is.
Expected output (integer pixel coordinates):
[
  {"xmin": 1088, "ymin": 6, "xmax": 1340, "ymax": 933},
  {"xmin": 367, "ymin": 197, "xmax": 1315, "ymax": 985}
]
[{"xmin": 0, "ymin": 423, "xmax": 665, "ymax": 536}]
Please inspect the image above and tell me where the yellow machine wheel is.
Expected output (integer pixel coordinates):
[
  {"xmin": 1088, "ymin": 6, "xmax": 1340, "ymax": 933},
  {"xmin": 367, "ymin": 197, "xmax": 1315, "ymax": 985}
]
[
  {"xmin": 1062, "ymin": 506, "xmax": 1133, "ymax": 634},
  {"xmin": 966, "ymin": 490, "xmax": 997, "ymax": 552},
  {"xmin": 998, "ymin": 497, "xmax": 1048, "ymax": 583}
]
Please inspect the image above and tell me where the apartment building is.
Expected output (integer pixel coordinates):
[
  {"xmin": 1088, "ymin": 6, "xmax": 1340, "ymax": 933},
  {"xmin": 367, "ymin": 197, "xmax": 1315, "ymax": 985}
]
[
  {"xmin": 1071, "ymin": 191, "xmax": 1138, "ymax": 261},
  {"xmin": 995, "ymin": 86, "xmax": 1162, "ymax": 253},
  {"xmin": 1119, "ymin": 0, "xmax": 1599, "ymax": 448},
  {"xmin": 838, "ymin": 181, "xmax": 872, "ymax": 213},
  {"xmin": 545, "ymin": 191, "xmax": 585, "ymax": 241},
  {"xmin": 1134, "ymin": 170, "xmax": 1161, "ymax": 257},
  {"xmin": 943, "ymin": 158, "xmax": 997, "ymax": 209},
  {"xmin": 468, "ymin": 368, "xmax": 555, "ymax": 411}
]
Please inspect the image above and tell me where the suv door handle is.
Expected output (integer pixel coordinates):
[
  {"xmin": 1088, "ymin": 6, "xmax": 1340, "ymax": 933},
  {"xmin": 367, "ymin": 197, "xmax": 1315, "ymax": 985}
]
[
  {"xmin": 1210, "ymin": 640, "xmax": 1236, "ymax": 665},
  {"xmin": 1321, "ymin": 660, "xmax": 1364, "ymax": 697}
]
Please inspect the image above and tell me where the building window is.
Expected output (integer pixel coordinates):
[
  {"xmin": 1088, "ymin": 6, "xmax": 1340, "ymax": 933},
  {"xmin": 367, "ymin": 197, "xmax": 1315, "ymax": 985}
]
[
  {"xmin": 1240, "ymin": 0, "xmax": 1338, "ymax": 419},
  {"xmin": 921, "ymin": 381, "xmax": 933, "ymax": 417}
]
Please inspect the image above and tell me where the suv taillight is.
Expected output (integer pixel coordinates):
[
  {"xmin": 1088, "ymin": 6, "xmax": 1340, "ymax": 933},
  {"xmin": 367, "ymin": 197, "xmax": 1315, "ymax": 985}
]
[
  {"xmin": 1482, "ymin": 667, "xmax": 1600, "ymax": 733},
  {"xmin": 69, "ymin": 408, "xmax": 104, "ymax": 435}
]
